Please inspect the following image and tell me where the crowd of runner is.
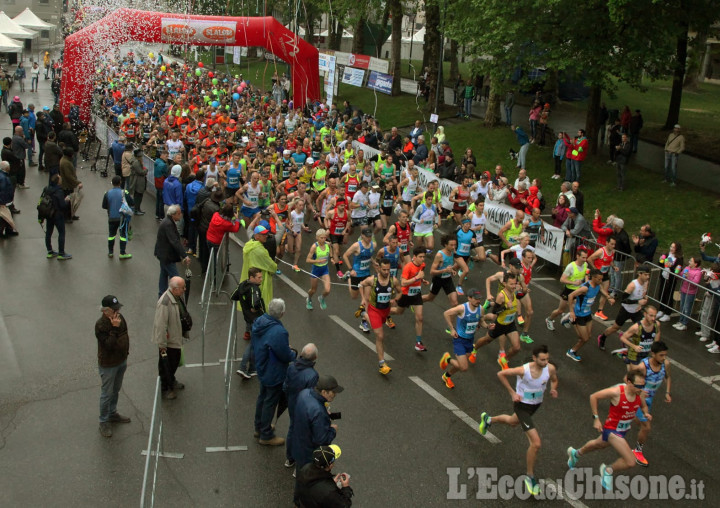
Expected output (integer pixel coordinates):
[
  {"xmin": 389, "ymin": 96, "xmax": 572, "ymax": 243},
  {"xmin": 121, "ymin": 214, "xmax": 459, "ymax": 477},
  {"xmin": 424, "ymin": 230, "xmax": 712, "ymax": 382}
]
[{"xmin": 85, "ymin": 49, "xmax": 720, "ymax": 497}]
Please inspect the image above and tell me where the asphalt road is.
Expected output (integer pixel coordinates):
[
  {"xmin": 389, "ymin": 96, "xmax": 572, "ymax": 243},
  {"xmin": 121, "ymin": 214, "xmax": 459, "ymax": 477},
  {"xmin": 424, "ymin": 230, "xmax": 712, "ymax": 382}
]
[{"xmin": 1, "ymin": 155, "xmax": 718, "ymax": 508}]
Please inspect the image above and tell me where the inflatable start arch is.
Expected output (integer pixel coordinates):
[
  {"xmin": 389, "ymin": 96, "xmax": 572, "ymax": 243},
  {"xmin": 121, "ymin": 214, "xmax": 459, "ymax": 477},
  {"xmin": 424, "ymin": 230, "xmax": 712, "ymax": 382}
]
[{"xmin": 61, "ymin": 8, "xmax": 320, "ymax": 121}]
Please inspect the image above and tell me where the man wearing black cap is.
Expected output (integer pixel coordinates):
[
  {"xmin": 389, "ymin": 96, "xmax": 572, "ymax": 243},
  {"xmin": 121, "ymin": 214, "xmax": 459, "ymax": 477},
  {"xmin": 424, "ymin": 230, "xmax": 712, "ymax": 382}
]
[
  {"xmin": 291, "ymin": 375, "xmax": 342, "ymax": 473},
  {"xmin": 297, "ymin": 444, "xmax": 354, "ymax": 507},
  {"xmin": 95, "ymin": 295, "xmax": 131, "ymax": 438}
]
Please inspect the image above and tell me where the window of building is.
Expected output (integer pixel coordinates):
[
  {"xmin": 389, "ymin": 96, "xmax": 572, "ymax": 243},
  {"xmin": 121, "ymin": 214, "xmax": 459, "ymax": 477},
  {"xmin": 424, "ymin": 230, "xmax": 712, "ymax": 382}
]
[{"xmin": 41, "ymin": 30, "xmax": 50, "ymax": 39}]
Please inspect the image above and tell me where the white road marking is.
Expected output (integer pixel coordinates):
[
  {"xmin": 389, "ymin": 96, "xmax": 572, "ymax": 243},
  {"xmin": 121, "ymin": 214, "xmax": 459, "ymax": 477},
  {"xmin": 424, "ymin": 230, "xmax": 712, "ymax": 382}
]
[
  {"xmin": 531, "ymin": 279, "xmax": 720, "ymax": 393},
  {"xmin": 277, "ymin": 273, "xmax": 309, "ymax": 298},
  {"xmin": 329, "ymin": 315, "xmax": 394, "ymax": 361},
  {"xmin": 408, "ymin": 376, "xmax": 501, "ymax": 444},
  {"xmin": 0, "ymin": 311, "xmax": 21, "ymax": 380},
  {"xmin": 542, "ymin": 479, "xmax": 590, "ymax": 508}
]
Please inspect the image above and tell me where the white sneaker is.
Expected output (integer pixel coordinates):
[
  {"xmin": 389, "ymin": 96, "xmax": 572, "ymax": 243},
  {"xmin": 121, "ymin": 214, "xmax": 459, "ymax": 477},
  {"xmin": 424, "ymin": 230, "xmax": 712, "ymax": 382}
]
[
  {"xmin": 708, "ymin": 345, "xmax": 720, "ymax": 354},
  {"xmin": 699, "ymin": 336, "xmax": 709, "ymax": 342},
  {"xmin": 706, "ymin": 343, "xmax": 716, "ymax": 348},
  {"xmin": 659, "ymin": 315, "xmax": 671, "ymax": 322},
  {"xmin": 545, "ymin": 317, "xmax": 555, "ymax": 331},
  {"xmin": 656, "ymin": 311, "xmax": 665, "ymax": 318},
  {"xmin": 695, "ymin": 330, "xmax": 705, "ymax": 336},
  {"xmin": 674, "ymin": 323, "xmax": 687, "ymax": 331}
]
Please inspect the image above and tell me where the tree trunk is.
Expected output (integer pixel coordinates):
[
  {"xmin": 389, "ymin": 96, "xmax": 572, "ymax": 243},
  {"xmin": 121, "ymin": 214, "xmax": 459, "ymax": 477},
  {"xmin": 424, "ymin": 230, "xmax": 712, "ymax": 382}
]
[
  {"xmin": 544, "ymin": 68, "xmax": 560, "ymax": 104},
  {"xmin": 585, "ymin": 85, "xmax": 602, "ymax": 155},
  {"xmin": 304, "ymin": 17, "xmax": 314, "ymax": 44},
  {"xmin": 389, "ymin": 0, "xmax": 403, "ymax": 96},
  {"xmin": 423, "ymin": 0, "xmax": 440, "ymax": 106},
  {"xmin": 484, "ymin": 76, "xmax": 502, "ymax": 127},
  {"xmin": 449, "ymin": 39, "xmax": 459, "ymax": 82},
  {"xmin": 352, "ymin": 16, "xmax": 366, "ymax": 55},
  {"xmin": 683, "ymin": 30, "xmax": 707, "ymax": 89},
  {"xmin": 329, "ymin": 20, "xmax": 343, "ymax": 50},
  {"xmin": 376, "ymin": 4, "xmax": 391, "ymax": 58},
  {"xmin": 664, "ymin": 28, "xmax": 689, "ymax": 129}
]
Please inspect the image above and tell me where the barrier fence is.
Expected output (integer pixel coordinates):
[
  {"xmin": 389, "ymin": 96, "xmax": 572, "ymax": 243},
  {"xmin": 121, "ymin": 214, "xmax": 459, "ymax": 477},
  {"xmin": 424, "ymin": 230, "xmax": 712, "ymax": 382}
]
[
  {"xmin": 206, "ymin": 306, "xmax": 248, "ymax": 454},
  {"xmin": 140, "ymin": 377, "xmax": 184, "ymax": 508},
  {"xmin": 644, "ymin": 261, "xmax": 720, "ymax": 340}
]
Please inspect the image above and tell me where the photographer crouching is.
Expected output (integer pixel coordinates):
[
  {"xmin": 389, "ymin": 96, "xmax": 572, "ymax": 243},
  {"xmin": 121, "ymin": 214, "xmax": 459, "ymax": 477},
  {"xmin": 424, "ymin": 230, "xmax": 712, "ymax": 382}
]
[{"xmin": 297, "ymin": 444, "xmax": 354, "ymax": 507}]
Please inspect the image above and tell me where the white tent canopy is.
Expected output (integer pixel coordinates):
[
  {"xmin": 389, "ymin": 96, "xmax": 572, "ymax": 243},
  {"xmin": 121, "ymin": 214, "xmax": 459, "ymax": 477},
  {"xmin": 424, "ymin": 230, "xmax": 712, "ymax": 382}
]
[
  {"xmin": 0, "ymin": 11, "xmax": 37, "ymax": 39},
  {"xmin": 12, "ymin": 7, "xmax": 55, "ymax": 31},
  {"xmin": 401, "ymin": 27, "xmax": 425, "ymax": 43},
  {"xmin": 0, "ymin": 32, "xmax": 22, "ymax": 52}
]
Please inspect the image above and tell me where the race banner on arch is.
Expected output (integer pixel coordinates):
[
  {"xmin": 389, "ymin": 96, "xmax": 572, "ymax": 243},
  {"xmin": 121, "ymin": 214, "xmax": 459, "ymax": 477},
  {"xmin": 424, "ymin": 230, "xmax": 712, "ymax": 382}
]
[{"xmin": 160, "ymin": 18, "xmax": 237, "ymax": 44}]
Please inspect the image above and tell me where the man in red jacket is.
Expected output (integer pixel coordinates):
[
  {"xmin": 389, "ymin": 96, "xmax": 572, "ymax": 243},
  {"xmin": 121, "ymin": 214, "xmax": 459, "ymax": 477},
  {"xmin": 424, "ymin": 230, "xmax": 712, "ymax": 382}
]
[{"xmin": 569, "ymin": 129, "xmax": 588, "ymax": 182}]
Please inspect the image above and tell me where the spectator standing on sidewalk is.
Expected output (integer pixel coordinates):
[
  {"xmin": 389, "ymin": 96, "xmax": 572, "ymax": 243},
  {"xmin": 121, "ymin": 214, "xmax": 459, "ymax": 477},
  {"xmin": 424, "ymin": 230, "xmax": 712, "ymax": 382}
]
[
  {"xmin": 656, "ymin": 242, "xmax": 684, "ymax": 322},
  {"xmin": 152, "ymin": 276, "xmax": 190, "ymax": 400},
  {"xmin": 253, "ymin": 298, "xmax": 296, "ymax": 446},
  {"xmin": 284, "ymin": 344, "xmax": 319, "ymax": 469},
  {"xmin": 95, "ymin": 295, "xmax": 131, "ymax": 438},
  {"xmin": 629, "ymin": 110, "xmax": 643, "ymax": 154},
  {"xmin": 663, "ymin": 125, "xmax": 685, "ymax": 187}
]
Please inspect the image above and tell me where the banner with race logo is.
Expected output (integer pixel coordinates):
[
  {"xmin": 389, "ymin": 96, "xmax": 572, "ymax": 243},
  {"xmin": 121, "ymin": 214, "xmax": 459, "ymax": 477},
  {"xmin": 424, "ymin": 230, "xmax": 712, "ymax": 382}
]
[
  {"xmin": 366, "ymin": 71, "xmax": 393, "ymax": 95},
  {"xmin": 484, "ymin": 202, "xmax": 565, "ymax": 265}
]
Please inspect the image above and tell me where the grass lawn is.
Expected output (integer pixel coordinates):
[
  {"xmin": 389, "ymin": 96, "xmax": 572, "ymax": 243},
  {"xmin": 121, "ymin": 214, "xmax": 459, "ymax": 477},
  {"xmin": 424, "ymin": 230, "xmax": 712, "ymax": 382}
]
[
  {"xmin": 562, "ymin": 78, "xmax": 720, "ymax": 162},
  {"xmin": 443, "ymin": 119, "xmax": 717, "ymax": 255}
]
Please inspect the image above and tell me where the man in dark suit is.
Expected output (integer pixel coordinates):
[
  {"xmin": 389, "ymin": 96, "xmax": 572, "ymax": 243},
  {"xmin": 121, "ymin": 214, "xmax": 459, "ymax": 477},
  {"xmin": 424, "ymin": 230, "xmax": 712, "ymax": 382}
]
[{"xmin": 154, "ymin": 204, "xmax": 190, "ymax": 298}]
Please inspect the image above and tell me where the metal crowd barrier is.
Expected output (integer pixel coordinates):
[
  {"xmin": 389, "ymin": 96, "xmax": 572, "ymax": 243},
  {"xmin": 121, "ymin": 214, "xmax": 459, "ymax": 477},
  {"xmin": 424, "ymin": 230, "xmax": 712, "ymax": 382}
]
[
  {"xmin": 206, "ymin": 306, "xmax": 248, "ymax": 454},
  {"xmin": 576, "ymin": 236, "xmax": 638, "ymax": 295},
  {"xmin": 185, "ymin": 249, "xmax": 221, "ymax": 368},
  {"xmin": 140, "ymin": 377, "xmax": 184, "ymax": 508},
  {"xmin": 644, "ymin": 261, "xmax": 720, "ymax": 339},
  {"xmin": 213, "ymin": 234, "xmax": 230, "ymax": 297}
]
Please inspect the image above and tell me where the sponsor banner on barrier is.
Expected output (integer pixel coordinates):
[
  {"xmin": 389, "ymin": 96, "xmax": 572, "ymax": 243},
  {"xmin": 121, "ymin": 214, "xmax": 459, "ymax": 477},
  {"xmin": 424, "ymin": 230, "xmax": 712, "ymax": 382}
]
[
  {"xmin": 161, "ymin": 18, "xmax": 236, "ymax": 44},
  {"xmin": 369, "ymin": 57, "xmax": 389, "ymax": 74},
  {"xmin": 484, "ymin": 202, "xmax": 564, "ymax": 265},
  {"xmin": 341, "ymin": 67, "xmax": 365, "ymax": 87},
  {"xmin": 416, "ymin": 167, "xmax": 458, "ymax": 210},
  {"xmin": 367, "ymin": 71, "xmax": 393, "ymax": 95}
]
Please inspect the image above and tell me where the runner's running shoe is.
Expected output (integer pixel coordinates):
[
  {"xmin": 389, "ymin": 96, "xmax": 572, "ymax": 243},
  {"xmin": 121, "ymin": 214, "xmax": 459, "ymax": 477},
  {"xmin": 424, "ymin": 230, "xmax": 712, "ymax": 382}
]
[
  {"xmin": 415, "ymin": 341, "xmax": 428, "ymax": 352},
  {"xmin": 478, "ymin": 412, "xmax": 490, "ymax": 435},
  {"xmin": 318, "ymin": 295, "xmax": 327, "ymax": 310},
  {"xmin": 439, "ymin": 352, "xmax": 451, "ymax": 370},
  {"xmin": 524, "ymin": 476, "xmax": 540, "ymax": 497},
  {"xmin": 497, "ymin": 352, "xmax": 509, "ymax": 370},
  {"xmin": 600, "ymin": 463, "xmax": 613, "ymax": 491},
  {"xmin": 442, "ymin": 372, "xmax": 455, "ymax": 389},
  {"xmin": 385, "ymin": 316, "xmax": 396, "ymax": 328},
  {"xmin": 468, "ymin": 349, "xmax": 477, "ymax": 364},
  {"xmin": 378, "ymin": 363, "xmax": 392, "ymax": 375},
  {"xmin": 567, "ymin": 447, "xmax": 579, "ymax": 469},
  {"xmin": 633, "ymin": 449, "xmax": 648, "ymax": 467},
  {"xmin": 594, "ymin": 310, "xmax": 609, "ymax": 320},
  {"xmin": 545, "ymin": 318, "xmax": 555, "ymax": 331},
  {"xmin": 566, "ymin": 349, "xmax": 582, "ymax": 362},
  {"xmin": 520, "ymin": 333, "xmax": 533, "ymax": 344}
]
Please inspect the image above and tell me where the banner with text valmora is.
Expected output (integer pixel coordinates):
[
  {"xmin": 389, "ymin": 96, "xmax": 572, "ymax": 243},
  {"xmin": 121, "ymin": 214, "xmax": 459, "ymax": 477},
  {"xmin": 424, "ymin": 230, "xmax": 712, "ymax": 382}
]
[
  {"xmin": 367, "ymin": 71, "xmax": 393, "ymax": 95},
  {"xmin": 341, "ymin": 67, "xmax": 365, "ymax": 87},
  {"xmin": 484, "ymin": 202, "xmax": 565, "ymax": 265},
  {"xmin": 161, "ymin": 18, "xmax": 236, "ymax": 44}
]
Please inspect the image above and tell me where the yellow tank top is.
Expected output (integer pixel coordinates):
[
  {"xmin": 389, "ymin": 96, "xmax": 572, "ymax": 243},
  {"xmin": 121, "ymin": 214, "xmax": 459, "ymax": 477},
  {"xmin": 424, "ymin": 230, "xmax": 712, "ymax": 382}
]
[
  {"xmin": 496, "ymin": 289, "xmax": 518, "ymax": 325},
  {"xmin": 504, "ymin": 220, "xmax": 523, "ymax": 246}
]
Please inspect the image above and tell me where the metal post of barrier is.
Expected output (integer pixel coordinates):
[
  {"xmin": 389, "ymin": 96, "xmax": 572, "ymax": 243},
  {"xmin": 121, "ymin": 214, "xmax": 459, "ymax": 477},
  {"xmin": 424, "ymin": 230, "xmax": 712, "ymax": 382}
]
[
  {"xmin": 206, "ymin": 306, "xmax": 248, "ymax": 453},
  {"xmin": 185, "ymin": 251, "xmax": 221, "ymax": 368},
  {"xmin": 140, "ymin": 377, "xmax": 184, "ymax": 508},
  {"xmin": 213, "ymin": 236, "xmax": 229, "ymax": 297}
]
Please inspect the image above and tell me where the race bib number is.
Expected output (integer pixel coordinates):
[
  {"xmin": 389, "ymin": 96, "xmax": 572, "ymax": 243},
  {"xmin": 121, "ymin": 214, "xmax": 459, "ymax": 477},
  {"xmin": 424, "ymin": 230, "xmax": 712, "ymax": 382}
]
[
  {"xmin": 458, "ymin": 243, "xmax": 471, "ymax": 255},
  {"xmin": 423, "ymin": 219, "xmax": 433, "ymax": 226},
  {"xmin": 465, "ymin": 322, "xmax": 478, "ymax": 334},
  {"xmin": 399, "ymin": 243, "xmax": 408, "ymax": 253},
  {"xmin": 334, "ymin": 226, "xmax": 344, "ymax": 235},
  {"xmin": 249, "ymin": 195, "xmax": 258, "ymax": 205},
  {"xmin": 348, "ymin": 184, "xmax": 357, "ymax": 193},
  {"xmin": 383, "ymin": 199, "xmax": 394, "ymax": 208},
  {"xmin": 616, "ymin": 420, "xmax": 631, "ymax": 432},
  {"xmin": 601, "ymin": 265, "xmax": 610, "ymax": 273},
  {"xmin": 504, "ymin": 312, "xmax": 517, "ymax": 322},
  {"xmin": 408, "ymin": 286, "xmax": 421, "ymax": 296},
  {"xmin": 377, "ymin": 293, "xmax": 391, "ymax": 304},
  {"xmin": 522, "ymin": 390, "xmax": 543, "ymax": 402},
  {"xmin": 390, "ymin": 268, "xmax": 398, "ymax": 278},
  {"xmin": 359, "ymin": 259, "xmax": 371, "ymax": 272}
]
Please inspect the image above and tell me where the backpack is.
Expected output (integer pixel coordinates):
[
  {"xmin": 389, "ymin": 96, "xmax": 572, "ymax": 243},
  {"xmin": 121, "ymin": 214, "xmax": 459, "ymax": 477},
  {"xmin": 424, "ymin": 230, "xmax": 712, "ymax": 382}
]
[
  {"xmin": 190, "ymin": 195, "xmax": 208, "ymax": 221},
  {"xmin": 538, "ymin": 194, "xmax": 547, "ymax": 212},
  {"xmin": 37, "ymin": 187, "xmax": 55, "ymax": 222}
]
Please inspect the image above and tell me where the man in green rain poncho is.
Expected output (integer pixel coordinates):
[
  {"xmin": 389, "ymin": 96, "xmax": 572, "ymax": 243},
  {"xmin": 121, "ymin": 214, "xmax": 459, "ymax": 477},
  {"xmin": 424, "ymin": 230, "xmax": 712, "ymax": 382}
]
[{"xmin": 241, "ymin": 225, "xmax": 278, "ymax": 303}]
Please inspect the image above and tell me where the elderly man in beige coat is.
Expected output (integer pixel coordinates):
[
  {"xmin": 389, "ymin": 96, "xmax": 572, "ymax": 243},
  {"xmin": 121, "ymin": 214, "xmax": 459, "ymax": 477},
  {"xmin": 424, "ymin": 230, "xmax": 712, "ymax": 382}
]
[{"xmin": 152, "ymin": 276, "xmax": 189, "ymax": 400}]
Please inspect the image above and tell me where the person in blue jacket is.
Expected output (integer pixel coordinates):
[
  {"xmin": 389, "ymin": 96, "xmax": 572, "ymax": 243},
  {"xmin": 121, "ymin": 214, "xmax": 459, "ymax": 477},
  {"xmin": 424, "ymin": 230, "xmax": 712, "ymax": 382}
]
[
  {"xmin": 163, "ymin": 165, "xmax": 184, "ymax": 234},
  {"xmin": 284, "ymin": 344, "xmax": 319, "ymax": 468},
  {"xmin": 252, "ymin": 298, "xmax": 297, "ymax": 445}
]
